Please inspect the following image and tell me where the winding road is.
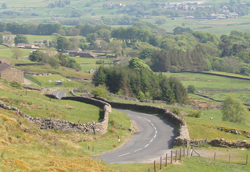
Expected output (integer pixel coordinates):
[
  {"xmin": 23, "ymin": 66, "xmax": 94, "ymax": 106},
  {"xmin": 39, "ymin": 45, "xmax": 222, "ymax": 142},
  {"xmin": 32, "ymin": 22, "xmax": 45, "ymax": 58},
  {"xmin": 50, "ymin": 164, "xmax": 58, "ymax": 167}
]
[
  {"xmin": 51, "ymin": 92, "xmax": 66, "ymax": 99},
  {"xmin": 97, "ymin": 109, "xmax": 177, "ymax": 164}
]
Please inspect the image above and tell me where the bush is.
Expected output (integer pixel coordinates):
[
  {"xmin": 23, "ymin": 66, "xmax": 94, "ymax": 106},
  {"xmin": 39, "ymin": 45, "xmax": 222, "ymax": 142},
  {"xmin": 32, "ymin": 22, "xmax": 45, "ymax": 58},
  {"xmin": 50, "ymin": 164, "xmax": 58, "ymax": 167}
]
[
  {"xmin": 172, "ymin": 108, "xmax": 180, "ymax": 115},
  {"xmin": 96, "ymin": 60, "xmax": 104, "ymax": 64},
  {"xmin": 188, "ymin": 110, "xmax": 202, "ymax": 118},
  {"xmin": 91, "ymin": 85, "xmax": 111, "ymax": 100},
  {"xmin": 10, "ymin": 81, "xmax": 22, "ymax": 89},
  {"xmin": 187, "ymin": 85, "xmax": 197, "ymax": 93}
]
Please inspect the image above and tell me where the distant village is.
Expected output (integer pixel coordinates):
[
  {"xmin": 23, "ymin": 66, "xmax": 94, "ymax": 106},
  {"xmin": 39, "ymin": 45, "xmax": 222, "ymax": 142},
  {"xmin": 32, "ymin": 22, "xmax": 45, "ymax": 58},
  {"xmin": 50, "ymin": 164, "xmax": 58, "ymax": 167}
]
[{"xmin": 103, "ymin": 1, "xmax": 249, "ymax": 20}]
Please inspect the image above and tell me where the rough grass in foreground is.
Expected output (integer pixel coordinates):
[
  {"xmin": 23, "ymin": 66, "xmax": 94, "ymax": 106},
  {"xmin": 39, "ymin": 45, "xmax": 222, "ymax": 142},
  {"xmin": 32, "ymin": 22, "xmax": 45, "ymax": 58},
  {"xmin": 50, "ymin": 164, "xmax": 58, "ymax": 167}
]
[{"xmin": 0, "ymin": 111, "xmax": 116, "ymax": 171}]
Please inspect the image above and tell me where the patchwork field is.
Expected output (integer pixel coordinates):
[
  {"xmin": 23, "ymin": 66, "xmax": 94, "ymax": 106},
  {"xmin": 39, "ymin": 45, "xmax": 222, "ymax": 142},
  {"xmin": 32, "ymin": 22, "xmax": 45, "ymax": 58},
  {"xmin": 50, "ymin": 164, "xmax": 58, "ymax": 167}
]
[{"xmin": 1, "ymin": 0, "xmax": 250, "ymax": 34}]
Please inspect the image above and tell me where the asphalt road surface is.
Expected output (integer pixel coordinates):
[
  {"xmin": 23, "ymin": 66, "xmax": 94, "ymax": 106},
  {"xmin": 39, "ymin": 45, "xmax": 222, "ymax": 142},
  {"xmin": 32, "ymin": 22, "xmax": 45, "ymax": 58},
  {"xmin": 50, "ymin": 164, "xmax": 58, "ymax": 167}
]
[
  {"xmin": 51, "ymin": 92, "xmax": 66, "ymax": 99},
  {"xmin": 96, "ymin": 109, "xmax": 177, "ymax": 164}
]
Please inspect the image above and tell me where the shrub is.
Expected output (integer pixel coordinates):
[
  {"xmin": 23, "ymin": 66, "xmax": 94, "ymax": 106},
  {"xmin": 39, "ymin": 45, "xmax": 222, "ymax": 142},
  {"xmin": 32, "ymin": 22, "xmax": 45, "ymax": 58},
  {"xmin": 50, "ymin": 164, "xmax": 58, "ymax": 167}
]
[
  {"xmin": 188, "ymin": 110, "xmax": 202, "ymax": 118},
  {"xmin": 187, "ymin": 85, "xmax": 197, "ymax": 93},
  {"xmin": 91, "ymin": 85, "xmax": 108, "ymax": 98},
  {"xmin": 10, "ymin": 81, "xmax": 22, "ymax": 89},
  {"xmin": 172, "ymin": 108, "xmax": 180, "ymax": 115},
  {"xmin": 96, "ymin": 60, "xmax": 104, "ymax": 64}
]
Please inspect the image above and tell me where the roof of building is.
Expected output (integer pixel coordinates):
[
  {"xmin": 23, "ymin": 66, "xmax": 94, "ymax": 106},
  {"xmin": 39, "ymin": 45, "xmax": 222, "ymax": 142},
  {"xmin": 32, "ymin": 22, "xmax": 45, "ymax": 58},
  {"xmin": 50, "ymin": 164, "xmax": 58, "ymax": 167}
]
[{"xmin": 0, "ymin": 63, "xmax": 11, "ymax": 72}]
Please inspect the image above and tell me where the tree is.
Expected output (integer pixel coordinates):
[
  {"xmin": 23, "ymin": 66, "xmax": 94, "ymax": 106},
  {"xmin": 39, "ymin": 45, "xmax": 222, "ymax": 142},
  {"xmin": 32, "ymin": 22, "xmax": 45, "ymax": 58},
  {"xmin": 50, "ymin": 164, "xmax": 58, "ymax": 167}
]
[
  {"xmin": 29, "ymin": 50, "xmax": 46, "ymax": 62},
  {"xmin": 49, "ymin": 56, "xmax": 60, "ymax": 69},
  {"xmin": 2, "ymin": 3, "xmax": 7, "ymax": 9},
  {"xmin": 57, "ymin": 36, "xmax": 70, "ymax": 51},
  {"xmin": 14, "ymin": 34, "xmax": 29, "ymax": 45},
  {"xmin": 129, "ymin": 57, "xmax": 152, "ymax": 72},
  {"xmin": 222, "ymin": 93, "xmax": 250, "ymax": 124},
  {"xmin": 187, "ymin": 85, "xmax": 197, "ymax": 93},
  {"xmin": 12, "ymin": 47, "xmax": 22, "ymax": 59}
]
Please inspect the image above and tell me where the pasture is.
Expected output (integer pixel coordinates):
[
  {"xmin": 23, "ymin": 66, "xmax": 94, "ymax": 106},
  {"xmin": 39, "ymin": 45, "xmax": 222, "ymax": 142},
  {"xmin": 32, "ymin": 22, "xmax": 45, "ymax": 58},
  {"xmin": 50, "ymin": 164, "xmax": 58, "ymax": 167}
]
[
  {"xmin": 20, "ymin": 65, "xmax": 92, "ymax": 79},
  {"xmin": 163, "ymin": 72, "xmax": 250, "ymax": 90}
]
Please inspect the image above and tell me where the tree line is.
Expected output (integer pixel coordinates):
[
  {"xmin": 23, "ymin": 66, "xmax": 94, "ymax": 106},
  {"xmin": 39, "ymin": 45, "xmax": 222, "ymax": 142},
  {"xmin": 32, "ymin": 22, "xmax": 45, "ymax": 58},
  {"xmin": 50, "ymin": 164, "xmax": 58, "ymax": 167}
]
[
  {"xmin": 29, "ymin": 51, "xmax": 81, "ymax": 71},
  {"xmin": 93, "ymin": 58, "xmax": 188, "ymax": 103}
]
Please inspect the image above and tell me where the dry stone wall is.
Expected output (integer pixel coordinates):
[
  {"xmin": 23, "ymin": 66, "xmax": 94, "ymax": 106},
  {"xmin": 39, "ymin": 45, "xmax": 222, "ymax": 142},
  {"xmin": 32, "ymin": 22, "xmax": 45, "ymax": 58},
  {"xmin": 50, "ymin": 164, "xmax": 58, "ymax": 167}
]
[
  {"xmin": 175, "ymin": 138, "xmax": 250, "ymax": 149},
  {"xmin": 0, "ymin": 95, "xmax": 111, "ymax": 135},
  {"xmin": 93, "ymin": 96, "xmax": 190, "ymax": 144}
]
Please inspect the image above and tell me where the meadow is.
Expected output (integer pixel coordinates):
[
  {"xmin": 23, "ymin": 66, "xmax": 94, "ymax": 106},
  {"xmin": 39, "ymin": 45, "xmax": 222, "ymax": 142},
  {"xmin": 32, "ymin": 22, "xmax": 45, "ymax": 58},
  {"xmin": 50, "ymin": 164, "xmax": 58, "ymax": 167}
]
[
  {"xmin": 163, "ymin": 72, "xmax": 250, "ymax": 90},
  {"xmin": 20, "ymin": 65, "xmax": 92, "ymax": 79}
]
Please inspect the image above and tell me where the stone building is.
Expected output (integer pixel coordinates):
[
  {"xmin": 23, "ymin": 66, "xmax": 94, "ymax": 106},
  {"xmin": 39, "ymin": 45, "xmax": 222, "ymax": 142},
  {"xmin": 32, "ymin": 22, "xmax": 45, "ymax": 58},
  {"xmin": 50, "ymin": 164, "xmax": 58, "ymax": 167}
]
[{"xmin": 0, "ymin": 62, "xmax": 24, "ymax": 83}]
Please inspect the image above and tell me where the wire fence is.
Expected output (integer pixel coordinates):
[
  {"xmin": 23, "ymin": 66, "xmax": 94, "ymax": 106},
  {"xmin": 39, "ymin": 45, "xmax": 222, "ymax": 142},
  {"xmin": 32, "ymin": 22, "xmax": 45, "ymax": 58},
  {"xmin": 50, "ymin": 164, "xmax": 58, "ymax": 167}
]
[{"xmin": 147, "ymin": 147, "xmax": 249, "ymax": 172}]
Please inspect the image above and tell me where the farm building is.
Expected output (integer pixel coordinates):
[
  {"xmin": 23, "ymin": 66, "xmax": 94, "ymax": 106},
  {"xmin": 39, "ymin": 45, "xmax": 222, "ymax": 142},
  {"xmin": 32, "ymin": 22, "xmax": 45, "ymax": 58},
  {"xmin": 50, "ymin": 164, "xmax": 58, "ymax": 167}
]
[
  {"xmin": 17, "ymin": 43, "xmax": 39, "ymax": 49},
  {"xmin": 0, "ymin": 62, "xmax": 24, "ymax": 83}
]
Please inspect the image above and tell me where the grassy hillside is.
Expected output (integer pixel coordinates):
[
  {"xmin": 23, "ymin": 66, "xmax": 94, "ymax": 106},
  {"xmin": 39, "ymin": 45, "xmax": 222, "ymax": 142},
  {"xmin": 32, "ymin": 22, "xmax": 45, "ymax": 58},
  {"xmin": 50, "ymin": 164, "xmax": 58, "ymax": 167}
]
[{"xmin": 0, "ymin": 78, "xmax": 132, "ymax": 155}]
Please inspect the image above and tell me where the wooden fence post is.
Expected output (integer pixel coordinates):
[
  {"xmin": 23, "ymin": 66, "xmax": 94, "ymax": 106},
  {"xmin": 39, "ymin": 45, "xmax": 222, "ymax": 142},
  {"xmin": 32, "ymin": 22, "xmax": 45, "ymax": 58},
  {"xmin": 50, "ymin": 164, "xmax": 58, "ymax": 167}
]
[
  {"xmin": 154, "ymin": 161, "xmax": 156, "ymax": 172},
  {"xmin": 214, "ymin": 152, "xmax": 216, "ymax": 160},
  {"xmin": 229, "ymin": 154, "xmax": 231, "ymax": 164},
  {"xmin": 180, "ymin": 148, "xmax": 182, "ymax": 160},
  {"xmin": 148, "ymin": 168, "xmax": 150, "ymax": 172},
  {"xmin": 160, "ymin": 157, "xmax": 162, "ymax": 170},
  {"xmin": 171, "ymin": 150, "xmax": 173, "ymax": 164},
  {"xmin": 246, "ymin": 155, "xmax": 249, "ymax": 165},
  {"xmin": 183, "ymin": 147, "xmax": 185, "ymax": 157},
  {"xmin": 165, "ymin": 153, "xmax": 168, "ymax": 167},
  {"xmin": 175, "ymin": 150, "xmax": 177, "ymax": 162}
]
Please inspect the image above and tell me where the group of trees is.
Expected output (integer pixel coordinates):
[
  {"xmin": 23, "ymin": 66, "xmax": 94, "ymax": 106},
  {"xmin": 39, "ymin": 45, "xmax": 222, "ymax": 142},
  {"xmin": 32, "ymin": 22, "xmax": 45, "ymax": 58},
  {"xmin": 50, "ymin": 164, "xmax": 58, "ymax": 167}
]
[
  {"xmin": 1, "ymin": 21, "xmax": 250, "ymax": 76},
  {"xmin": 134, "ymin": 28, "xmax": 250, "ymax": 75},
  {"xmin": 93, "ymin": 58, "xmax": 188, "ymax": 103},
  {"xmin": 29, "ymin": 51, "xmax": 81, "ymax": 71},
  {"xmin": 48, "ymin": 0, "xmax": 71, "ymax": 8},
  {"xmin": 0, "ymin": 22, "xmax": 109, "ymax": 36}
]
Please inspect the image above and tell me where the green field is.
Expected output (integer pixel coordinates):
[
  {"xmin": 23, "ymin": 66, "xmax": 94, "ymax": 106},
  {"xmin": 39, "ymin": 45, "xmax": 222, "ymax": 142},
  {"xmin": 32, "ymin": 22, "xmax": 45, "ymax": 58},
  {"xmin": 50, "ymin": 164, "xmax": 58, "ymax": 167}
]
[
  {"xmin": 20, "ymin": 65, "xmax": 92, "ymax": 79},
  {"xmin": 203, "ymin": 91, "xmax": 250, "ymax": 105},
  {"xmin": 25, "ymin": 35, "xmax": 52, "ymax": 43},
  {"xmin": 74, "ymin": 57, "xmax": 115, "ymax": 64},
  {"xmin": 163, "ymin": 72, "xmax": 250, "ymax": 90},
  {"xmin": 0, "ymin": 48, "xmax": 31, "ymax": 59}
]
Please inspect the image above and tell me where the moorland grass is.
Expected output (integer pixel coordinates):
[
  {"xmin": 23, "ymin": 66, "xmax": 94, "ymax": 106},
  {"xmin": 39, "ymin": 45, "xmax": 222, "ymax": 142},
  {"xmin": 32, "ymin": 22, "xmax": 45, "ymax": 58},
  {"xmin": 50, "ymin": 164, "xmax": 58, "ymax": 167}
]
[{"xmin": 0, "ymin": 107, "xmax": 131, "ymax": 171}]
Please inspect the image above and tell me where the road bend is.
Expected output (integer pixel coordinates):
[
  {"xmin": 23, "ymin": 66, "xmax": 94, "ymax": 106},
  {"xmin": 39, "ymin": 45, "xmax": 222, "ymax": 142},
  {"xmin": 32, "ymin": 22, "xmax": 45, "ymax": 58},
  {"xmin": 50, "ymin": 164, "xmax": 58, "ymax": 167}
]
[
  {"xmin": 51, "ymin": 92, "xmax": 66, "ymax": 99},
  {"xmin": 96, "ymin": 109, "xmax": 177, "ymax": 164}
]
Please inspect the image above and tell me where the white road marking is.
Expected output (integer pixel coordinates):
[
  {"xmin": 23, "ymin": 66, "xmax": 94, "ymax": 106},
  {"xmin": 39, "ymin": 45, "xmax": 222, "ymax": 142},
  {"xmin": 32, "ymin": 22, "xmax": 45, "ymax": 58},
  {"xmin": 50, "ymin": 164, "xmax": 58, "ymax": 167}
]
[
  {"xmin": 118, "ymin": 152, "xmax": 130, "ymax": 157},
  {"xmin": 122, "ymin": 115, "xmax": 159, "ymax": 156},
  {"xmin": 134, "ymin": 148, "xmax": 142, "ymax": 152}
]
